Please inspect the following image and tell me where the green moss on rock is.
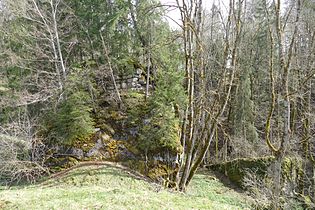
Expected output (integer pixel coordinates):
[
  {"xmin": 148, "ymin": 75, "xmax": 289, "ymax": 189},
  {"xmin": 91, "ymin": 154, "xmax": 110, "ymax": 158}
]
[
  {"xmin": 208, "ymin": 156, "xmax": 275, "ymax": 187},
  {"xmin": 208, "ymin": 156, "xmax": 304, "ymax": 189},
  {"xmin": 47, "ymin": 157, "xmax": 79, "ymax": 173}
]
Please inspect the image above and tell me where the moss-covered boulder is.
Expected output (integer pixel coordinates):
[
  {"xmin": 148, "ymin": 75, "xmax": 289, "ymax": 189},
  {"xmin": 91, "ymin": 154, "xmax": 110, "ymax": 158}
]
[
  {"xmin": 208, "ymin": 156, "xmax": 275, "ymax": 187},
  {"xmin": 125, "ymin": 159, "xmax": 179, "ymax": 188},
  {"xmin": 207, "ymin": 156, "xmax": 304, "ymax": 189}
]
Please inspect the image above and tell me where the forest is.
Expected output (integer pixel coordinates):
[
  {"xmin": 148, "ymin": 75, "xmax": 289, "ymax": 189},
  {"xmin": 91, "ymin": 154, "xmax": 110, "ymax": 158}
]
[{"xmin": 0, "ymin": 0, "xmax": 314, "ymax": 209}]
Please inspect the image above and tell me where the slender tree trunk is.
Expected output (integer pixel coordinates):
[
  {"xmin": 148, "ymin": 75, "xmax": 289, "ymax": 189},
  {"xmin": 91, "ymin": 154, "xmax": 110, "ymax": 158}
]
[
  {"xmin": 272, "ymin": 153, "xmax": 283, "ymax": 209},
  {"xmin": 265, "ymin": 1, "xmax": 301, "ymax": 208},
  {"xmin": 32, "ymin": 0, "xmax": 64, "ymax": 90},
  {"xmin": 145, "ymin": 52, "xmax": 151, "ymax": 100},
  {"xmin": 51, "ymin": 0, "xmax": 66, "ymax": 81},
  {"xmin": 100, "ymin": 33, "xmax": 122, "ymax": 104},
  {"xmin": 175, "ymin": 0, "xmax": 242, "ymax": 191},
  {"xmin": 145, "ymin": 23, "xmax": 152, "ymax": 101}
]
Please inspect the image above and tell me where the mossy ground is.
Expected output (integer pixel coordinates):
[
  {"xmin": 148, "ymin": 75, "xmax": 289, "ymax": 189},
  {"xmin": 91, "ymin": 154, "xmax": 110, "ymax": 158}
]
[{"xmin": 0, "ymin": 164, "xmax": 253, "ymax": 210}]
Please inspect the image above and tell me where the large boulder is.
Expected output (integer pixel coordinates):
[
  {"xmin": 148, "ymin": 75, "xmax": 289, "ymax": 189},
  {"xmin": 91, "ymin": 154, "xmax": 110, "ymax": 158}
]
[
  {"xmin": 207, "ymin": 156, "xmax": 303, "ymax": 190},
  {"xmin": 84, "ymin": 132, "xmax": 135, "ymax": 161},
  {"xmin": 67, "ymin": 148, "xmax": 84, "ymax": 159},
  {"xmin": 86, "ymin": 139, "xmax": 104, "ymax": 158}
]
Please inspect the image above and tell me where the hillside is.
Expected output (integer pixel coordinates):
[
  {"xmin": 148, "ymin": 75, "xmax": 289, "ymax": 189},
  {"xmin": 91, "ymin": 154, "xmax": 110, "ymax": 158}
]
[
  {"xmin": 1, "ymin": 0, "xmax": 314, "ymax": 208},
  {"xmin": 0, "ymin": 163, "xmax": 253, "ymax": 210}
]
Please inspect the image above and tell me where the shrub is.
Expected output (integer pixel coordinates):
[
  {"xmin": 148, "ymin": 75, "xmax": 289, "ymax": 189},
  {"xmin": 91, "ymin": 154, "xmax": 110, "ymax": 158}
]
[
  {"xmin": 44, "ymin": 91, "xmax": 95, "ymax": 146},
  {"xmin": 138, "ymin": 105, "xmax": 181, "ymax": 153},
  {"xmin": 136, "ymin": 69, "xmax": 186, "ymax": 155},
  {"xmin": 0, "ymin": 134, "xmax": 47, "ymax": 185}
]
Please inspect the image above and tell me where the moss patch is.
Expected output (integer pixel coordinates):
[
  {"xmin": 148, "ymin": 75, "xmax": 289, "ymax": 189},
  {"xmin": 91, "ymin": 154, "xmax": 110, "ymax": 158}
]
[
  {"xmin": 46, "ymin": 157, "xmax": 79, "ymax": 173},
  {"xmin": 208, "ymin": 156, "xmax": 275, "ymax": 187},
  {"xmin": 208, "ymin": 156, "xmax": 304, "ymax": 189}
]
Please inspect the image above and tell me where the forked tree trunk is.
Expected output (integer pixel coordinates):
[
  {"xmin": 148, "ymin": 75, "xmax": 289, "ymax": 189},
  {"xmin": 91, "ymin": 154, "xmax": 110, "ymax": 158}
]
[
  {"xmin": 264, "ymin": 1, "xmax": 300, "ymax": 208},
  {"xmin": 175, "ymin": 0, "xmax": 242, "ymax": 191},
  {"xmin": 100, "ymin": 33, "xmax": 122, "ymax": 104}
]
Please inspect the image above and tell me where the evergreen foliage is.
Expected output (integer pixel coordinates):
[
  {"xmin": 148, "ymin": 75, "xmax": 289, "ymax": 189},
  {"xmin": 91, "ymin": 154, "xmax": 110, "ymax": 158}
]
[
  {"xmin": 137, "ymin": 69, "xmax": 186, "ymax": 154},
  {"xmin": 40, "ymin": 61, "xmax": 98, "ymax": 146},
  {"xmin": 44, "ymin": 91, "xmax": 94, "ymax": 146},
  {"xmin": 231, "ymin": 67, "xmax": 258, "ymax": 142}
]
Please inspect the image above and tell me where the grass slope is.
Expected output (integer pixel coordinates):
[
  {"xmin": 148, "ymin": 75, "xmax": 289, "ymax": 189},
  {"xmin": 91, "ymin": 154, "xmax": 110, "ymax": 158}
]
[{"xmin": 0, "ymin": 163, "xmax": 252, "ymax": 210}]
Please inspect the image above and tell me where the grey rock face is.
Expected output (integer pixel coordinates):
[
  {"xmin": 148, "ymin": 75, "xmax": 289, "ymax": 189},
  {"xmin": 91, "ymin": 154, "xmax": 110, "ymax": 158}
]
[
  {"xmin": 68, "ymin": 148, "xmax": 84, "ymax": 159},
  {"xmin": 117, "ymin": 144, "xmax": 136, "ymax": 160},
  {"xmin": 121, "ymin": 82, "xmax": 127, "ymax": 89},
  {"xmin": 129, "ymin": 127, "xmax": 139, "ymax": 137},
  {"xmin": 86, "ymin": 139, "xmax": 104, "ymax": 157}
]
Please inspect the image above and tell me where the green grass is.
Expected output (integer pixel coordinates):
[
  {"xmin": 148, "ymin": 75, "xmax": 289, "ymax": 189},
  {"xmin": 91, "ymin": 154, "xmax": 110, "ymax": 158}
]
[{"xmin": 0, "ymin": 164, "xmax": 253, "ymax": 210}]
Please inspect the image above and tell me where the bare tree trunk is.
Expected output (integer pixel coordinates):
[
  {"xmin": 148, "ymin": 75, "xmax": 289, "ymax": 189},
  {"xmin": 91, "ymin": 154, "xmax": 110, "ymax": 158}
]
[
  {"xmin": 100, "ymin": 33, "xmax": 122, "ymax": 104},
  {"xmin": 145, "ymin": 23, "xmax": 152, "ymax": 101},
  {"xmin": 145, "ymin": 52, "xmax": 151, "ymax": 100},
  {"xmin": 265, "ymin": 1, "xmax": 301, "ymax": 208},
  {"xmin": 185, "ymin": 0, "xmax": 242, "ymax": 188},
  {"xmin": 31, "ymin": 0, "xmax": 64, "ymax": 90},
  {"xmin": 51, "ymin": 0, "xmax": 66, "ymax": 81},
  {"xmin": 313, "ymin": 165, "xmax": 315, "ymax": 202},
  {"xmin": 272, "ymin": 154, "xmax": 282, "ymax": 209},
  {"xmin": 177, "ymin": 0, "xmax": 199, "ymax": 191},
  {"xmin": 174, "ymin": 0, "xmax": 243, "ymax": 191}
]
